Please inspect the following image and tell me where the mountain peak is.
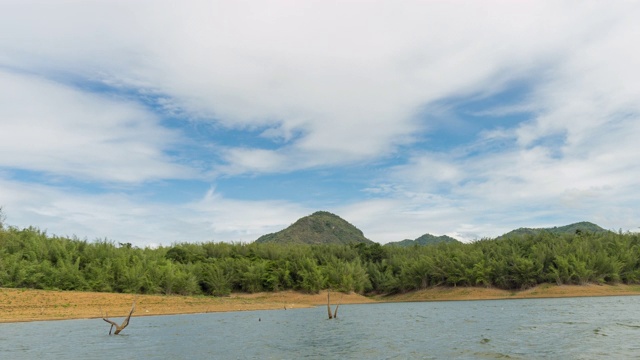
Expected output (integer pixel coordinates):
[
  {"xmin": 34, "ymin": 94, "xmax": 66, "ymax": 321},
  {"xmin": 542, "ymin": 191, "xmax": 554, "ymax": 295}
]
[
  {"xmin": 255, "ymin": 211, "xmax": 373, "ymax": 245},
  {"xmin": 385, "ymin": 233, "xmax": 460, "ymax": 247},
  {"xmin": 498, "ymin": 221, "xmax": 610, "ymax": 238}
]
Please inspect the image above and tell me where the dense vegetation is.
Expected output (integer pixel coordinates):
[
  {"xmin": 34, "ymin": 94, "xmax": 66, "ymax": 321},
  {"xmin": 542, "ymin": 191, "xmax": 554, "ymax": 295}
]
[
  {"xmin": 2, "ymin": 223, "xmax": 640, "ymax": 297},
  {"xmin": 255, "ymin": 211, "xmax": 373, "ymax": 245},
  {"xmin": 497, "ymin": 221, "xmax": 609, "ymax": 239},
  {"xmin": 386, "ymin": 233, "xmax": 460, "ymax": 247}
]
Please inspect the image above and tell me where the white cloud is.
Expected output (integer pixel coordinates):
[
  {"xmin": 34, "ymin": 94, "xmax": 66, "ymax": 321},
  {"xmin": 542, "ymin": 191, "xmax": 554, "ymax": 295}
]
[
  {"xmin": 1, "ymin": 1, "xmax": 640, "ymax": 245},
  {"xmin": 0, "ymin": 178, "xmax": 309, "ymax": 247},
  {"xmin": 0, "ymin": 70, "xmax": 192, "ymax": 183},
  {"xmin": 3, "ymin": 0, "xmax": 611, "ymax": 174},
  {"xmin": 378, "ymin": 115, "xmax": 640, "ymax": 242}
]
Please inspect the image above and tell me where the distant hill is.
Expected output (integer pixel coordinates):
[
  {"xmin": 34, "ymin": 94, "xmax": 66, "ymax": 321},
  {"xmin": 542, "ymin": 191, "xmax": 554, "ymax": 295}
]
[
  {"xmin": 386, "ymin": 233, "xmax": 460, "ymax": 247},
  {"xmin": 498, "ymin": 221, "xmax": 610, "ymax": 239},
  {"xmin": 255, "ymin": 211, "xmax": 374, "ymax": 245}
]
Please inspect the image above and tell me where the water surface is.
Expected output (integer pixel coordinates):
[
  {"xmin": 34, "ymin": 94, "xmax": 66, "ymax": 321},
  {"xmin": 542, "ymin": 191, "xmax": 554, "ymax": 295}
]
[{"xmin": 2, "ymin": 296, "xmax": 640, "ymax": 359}]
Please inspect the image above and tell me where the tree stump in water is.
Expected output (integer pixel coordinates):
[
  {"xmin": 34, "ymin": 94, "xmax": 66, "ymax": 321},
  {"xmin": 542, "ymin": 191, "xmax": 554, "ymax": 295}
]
[
  {"xmin": 327, "ymin": 289, "xmax": 340, "ymax": 319},
  {"xmin": 102, "ymin": 300, "xmax": 135, "ymax": 335}
]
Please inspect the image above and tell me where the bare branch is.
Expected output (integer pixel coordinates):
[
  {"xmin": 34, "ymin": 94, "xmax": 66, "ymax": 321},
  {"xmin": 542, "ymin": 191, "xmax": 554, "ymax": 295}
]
[
  {"xmin": 327, "ymin": 289, "xmax": 333, "ymax": 319},
  {"xmin": 101, "ymin": 300, "xmax": 136, "ymax": 335},
  {"xmin": 327, "ymin": 289, "xmax": 343, "ymax": 319}
]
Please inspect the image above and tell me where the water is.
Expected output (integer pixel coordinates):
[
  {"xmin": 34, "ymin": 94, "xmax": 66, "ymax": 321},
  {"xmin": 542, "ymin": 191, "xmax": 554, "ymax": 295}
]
[{"xmin": 2, "ymin": 296, "xmax": 640, "ymax": 359}]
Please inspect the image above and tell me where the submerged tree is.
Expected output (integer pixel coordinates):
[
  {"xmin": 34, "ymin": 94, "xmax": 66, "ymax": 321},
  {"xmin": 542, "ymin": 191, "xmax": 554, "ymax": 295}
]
[
  {"xmin": 102, "ymin": 300, "xmax": 136, "ymax": 335},
  {"xmin": 327, "ymin": 289, "xmax": 340, "ymax": 319}
]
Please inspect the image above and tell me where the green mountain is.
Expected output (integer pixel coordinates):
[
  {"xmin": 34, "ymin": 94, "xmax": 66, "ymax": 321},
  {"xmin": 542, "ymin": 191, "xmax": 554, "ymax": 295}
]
[
  {"xmin": 498, "ymin": 221, "xmax": 610, "ymax": 239},
  {"xmin": 386, "ymin": 233, "xmax": 460, "ymax": 247},
  {"xmin": 255, "ymin": 211, "xmax": 374, "ymax": 245}
]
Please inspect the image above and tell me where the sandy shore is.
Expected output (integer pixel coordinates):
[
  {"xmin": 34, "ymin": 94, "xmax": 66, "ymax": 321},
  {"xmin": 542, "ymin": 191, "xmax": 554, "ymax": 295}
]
[
  {"xmin": 0, "ymin": 288, "xmax": 373, "ymax": 323},
  {"xmin": 377, "ymin": 283, "xmax": 640, "ymax": 302},
  {"xmin": 2, "ymin": 284, "xmax": 640, "ymax": 323}
]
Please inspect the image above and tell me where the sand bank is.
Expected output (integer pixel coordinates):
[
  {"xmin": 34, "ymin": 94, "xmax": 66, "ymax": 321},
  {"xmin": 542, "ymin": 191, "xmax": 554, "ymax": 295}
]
[
  {"xmin": 2, "ymin": 284, "xmax": 640, "ymax": 323},
  {"xmin": 0, "ymin": 288, "xmax": 372, "ymax": 323}
]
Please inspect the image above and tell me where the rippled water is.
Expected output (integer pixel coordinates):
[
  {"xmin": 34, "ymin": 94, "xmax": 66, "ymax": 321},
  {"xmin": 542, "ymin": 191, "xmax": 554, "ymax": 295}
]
[{"xmin": 2, "ymin": 296, "xmax": 640, "ymax": 359}]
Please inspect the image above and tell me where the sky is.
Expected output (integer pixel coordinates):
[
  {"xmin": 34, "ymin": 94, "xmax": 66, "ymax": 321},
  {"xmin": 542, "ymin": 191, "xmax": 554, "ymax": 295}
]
[{"xmin": 1, "ymin": 1, "xmax": 640, "ymax": 247}]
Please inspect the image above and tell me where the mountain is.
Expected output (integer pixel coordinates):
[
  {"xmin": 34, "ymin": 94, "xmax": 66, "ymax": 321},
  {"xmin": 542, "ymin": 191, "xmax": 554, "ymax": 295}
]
[
  {"xmin": 255, "ymin": 211, "xmax": 374, "ymax": 245},
  {"xmin": 498, "ymin": 221, "xmax": 610, "ymax": 239},
  {"xmin": 386, "ymin": 233, "xmax": 460, "ymax": 247}
]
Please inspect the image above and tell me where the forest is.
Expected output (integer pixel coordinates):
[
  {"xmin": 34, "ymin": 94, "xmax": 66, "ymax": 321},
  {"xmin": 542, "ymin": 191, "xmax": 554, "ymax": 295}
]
[{"xmin": 1, "ymin": 224, "xmax": 640, "ymax": 296}]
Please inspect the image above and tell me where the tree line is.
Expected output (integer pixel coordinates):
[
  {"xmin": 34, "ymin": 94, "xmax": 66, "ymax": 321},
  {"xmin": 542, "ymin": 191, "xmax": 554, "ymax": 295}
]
[{"xmin": 1, "ymin": 225, "xmax": 639, "ymax": 296}]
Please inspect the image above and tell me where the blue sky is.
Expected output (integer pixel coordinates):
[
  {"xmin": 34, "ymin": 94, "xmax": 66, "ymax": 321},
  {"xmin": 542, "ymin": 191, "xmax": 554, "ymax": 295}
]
[{"xmin": 1, "ymin": 1, "xmax": 640, "ymax": 247}]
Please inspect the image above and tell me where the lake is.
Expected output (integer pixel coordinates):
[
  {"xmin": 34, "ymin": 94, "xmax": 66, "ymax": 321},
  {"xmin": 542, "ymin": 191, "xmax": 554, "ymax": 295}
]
[{"xmin": 1, "ymin": 295, "xmax": 640, "ymax": 359}]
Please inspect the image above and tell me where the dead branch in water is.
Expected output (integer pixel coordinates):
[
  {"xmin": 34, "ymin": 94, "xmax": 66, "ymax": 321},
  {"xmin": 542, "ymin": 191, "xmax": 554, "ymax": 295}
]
[
  {"xmin": 101, "ymin": 300, "xmax": 136, "ymax": 335},
  {"xmin": 333, "ymin": 292, "xmax": 344, "ymax": 319},
  {"xmin": 327, "ymin": 289, "xmax": 333, "ymax": 319},
  {"xmin": 327, "ymin": 289, "xmax": 341, "ymax": 319}
]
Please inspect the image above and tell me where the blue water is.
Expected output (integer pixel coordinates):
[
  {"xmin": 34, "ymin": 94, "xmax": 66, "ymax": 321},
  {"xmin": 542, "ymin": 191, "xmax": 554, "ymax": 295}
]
[{"xmin": 2, "ymin": 296, "xmax": 640, "ymax": 359}]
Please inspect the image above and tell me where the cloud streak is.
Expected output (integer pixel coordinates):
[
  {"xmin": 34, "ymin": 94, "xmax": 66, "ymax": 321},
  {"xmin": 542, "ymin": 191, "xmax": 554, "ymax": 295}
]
[
  {"xmin": 1, "ymin": 1, "xmax": 639, "ymax": 245},
  {"xmin": 0, "ymin": 70, "xmax": 191, "ymax": 183}
]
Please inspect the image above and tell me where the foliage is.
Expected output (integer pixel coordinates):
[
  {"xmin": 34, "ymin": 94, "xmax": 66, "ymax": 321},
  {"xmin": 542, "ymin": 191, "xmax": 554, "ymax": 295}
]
[
  {"xmin": 1, "ymin": 224, "xmax": 640, "ymax": 297},
  {"xmin": 497, "ymin": 221, "xmax": 611, "ymax": 239},
  {"xmin": 385, "ymin": 233, "xmax": 460, "ymax": 247},
  {"xmin": 255, "ymin": 211, "xmax": 373, "ymax": 245}
]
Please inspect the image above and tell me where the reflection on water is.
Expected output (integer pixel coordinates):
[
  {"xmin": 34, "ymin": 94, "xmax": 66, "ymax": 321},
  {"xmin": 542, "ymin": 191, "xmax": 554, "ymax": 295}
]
[{"xmin": 1, "ymin": 296, "xmax": 640, "ymax": 359}]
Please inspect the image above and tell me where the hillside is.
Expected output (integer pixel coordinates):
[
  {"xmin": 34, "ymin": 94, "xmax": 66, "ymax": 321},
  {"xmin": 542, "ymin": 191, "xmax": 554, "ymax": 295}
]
[
  {"xmin": 2, "ymin": 218, "xmax": 639, "ymax": 298},
  {"xmin": 386, "ymin": 233, "xmax": 460, "ymax": 247},
  {"xmin": 255, "ymin": 211, "xmax": 374, "ymax": 245},
  {"xmin": 498, "ymin": 221, "xmax": 610, "ymax": 238}
]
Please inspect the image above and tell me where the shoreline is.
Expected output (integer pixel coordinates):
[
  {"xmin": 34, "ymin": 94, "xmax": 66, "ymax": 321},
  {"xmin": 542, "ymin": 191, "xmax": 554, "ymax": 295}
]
[
  {"xmin": 376, "ymin": 283, "xmax": 640, "ymax": 302},
  {"xmin": 2, "ymin": 284, "xmax": 640, "ymax": 323}
]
